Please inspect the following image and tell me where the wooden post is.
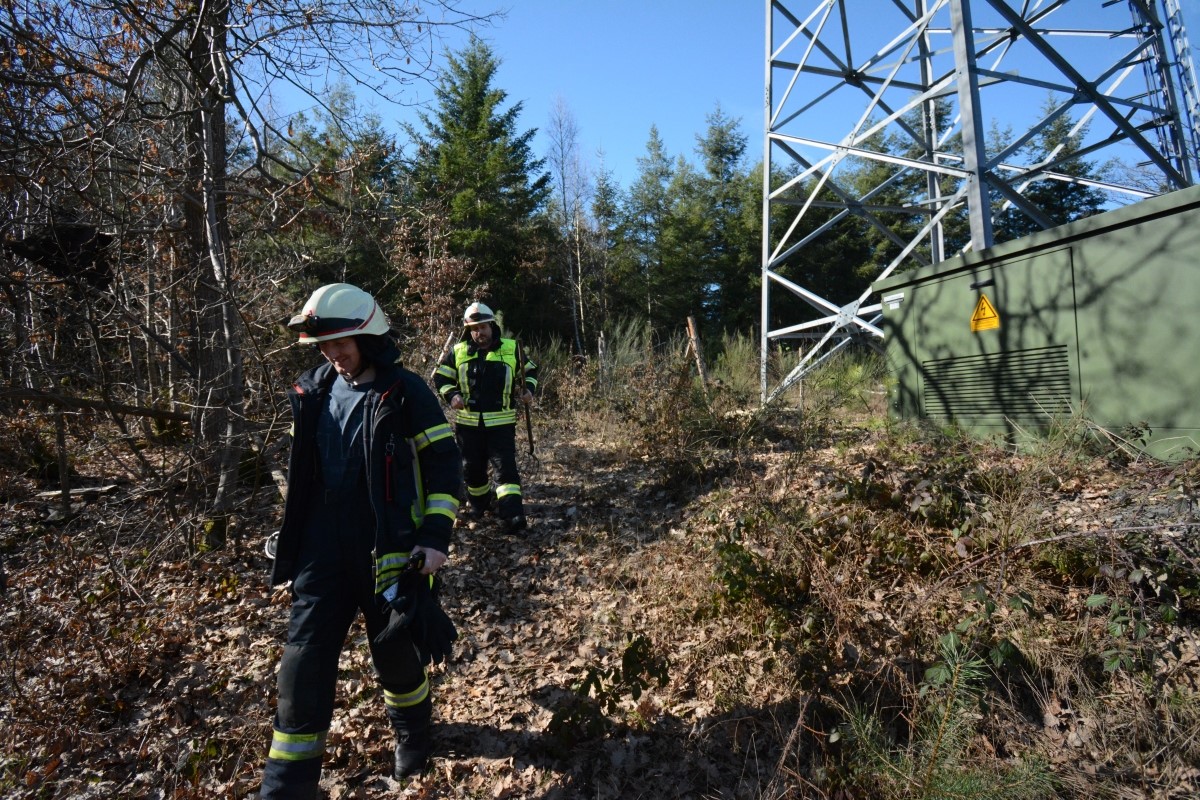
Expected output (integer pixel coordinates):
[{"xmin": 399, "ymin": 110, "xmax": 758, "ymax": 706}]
[
  {"xmin": 430, "ymin": 328, "xmax": 458, "ymax": 381},
  {"xmin": 55, "ymin": 412, "xmax": 70, "ymax": 515},
  {"xmin": 686, "ymin": 316, "xmax": 710, "ymax": 393}
]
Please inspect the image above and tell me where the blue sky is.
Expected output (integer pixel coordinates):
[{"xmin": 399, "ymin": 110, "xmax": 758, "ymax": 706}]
[
  {"xmin": 347, "ymin": 1, "xmax": 1200, "ymax": 191},
  {"xmin": 473, "ymin": 2, "xmax": 766, "ymax": 185},
  {"xmin": 366, "ymin": 1, "xmax": 765, "ymax": 188}
]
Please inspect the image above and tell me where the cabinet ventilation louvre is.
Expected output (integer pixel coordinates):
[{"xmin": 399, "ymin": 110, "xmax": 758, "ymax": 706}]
[{"xmin": 921, "ymin": 345, "xmax": 1073, "ymax": 422}]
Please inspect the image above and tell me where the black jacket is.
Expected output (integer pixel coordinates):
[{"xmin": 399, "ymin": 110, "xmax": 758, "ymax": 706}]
[{"xmin": 271, "ymin": 361, "xmax": 461, "ymax": 586}]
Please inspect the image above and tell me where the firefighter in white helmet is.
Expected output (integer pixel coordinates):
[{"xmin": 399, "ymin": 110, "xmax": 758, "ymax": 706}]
[
  {"xmin": 260, "ymin": 283, "xmax": 461, "ymax": 796},
  {"xmin": 434, "ymin": 301, "xmax": 538, "ymax": 533}
]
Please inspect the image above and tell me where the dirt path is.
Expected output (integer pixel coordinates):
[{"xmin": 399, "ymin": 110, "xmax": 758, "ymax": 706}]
[{"xmin": 313, "ymin": 422, "xmax": 734, "ymax": 799}]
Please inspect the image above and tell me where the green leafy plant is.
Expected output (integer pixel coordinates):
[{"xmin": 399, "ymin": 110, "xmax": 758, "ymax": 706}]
[
  {"xmin": 1085, "ymin": 592, "xmax": 1152, "ymax": 673},
  {"xmin": 844, "ymin": 633, "xmax": 1055, "ymax": 799},
  {"xmin": 952, "ymin": 583, "xmax": 1035, "ymax": 671},
  {"xmin": 713, "ymin": 523, "xmax": 808, "ymax": 613}
]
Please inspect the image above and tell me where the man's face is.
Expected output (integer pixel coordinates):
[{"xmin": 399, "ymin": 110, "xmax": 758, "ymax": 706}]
[
  {"xmin": 468, "ymin": 322, "xmax": 493, "ymax": 349},
  {"xmin": 318, "ymin": 336, "xmax": 363, "ymax": 379}
]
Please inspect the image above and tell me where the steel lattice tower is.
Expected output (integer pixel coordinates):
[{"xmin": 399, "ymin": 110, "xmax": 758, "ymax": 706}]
[{"xmin": 762, "ymin": 0, "xmax": 1200, "ymax": 403}]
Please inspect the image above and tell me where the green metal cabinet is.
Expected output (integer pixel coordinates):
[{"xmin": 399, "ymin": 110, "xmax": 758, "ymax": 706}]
[{"xmin": 873, "ymin": 184, "xmax": 1200, "ymax": 461}]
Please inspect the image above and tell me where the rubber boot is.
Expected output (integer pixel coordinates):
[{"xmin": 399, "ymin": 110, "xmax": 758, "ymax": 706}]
[
  {"xmin": 391, "ymin": 695, "xmax": 433, "ymax": 779},
  {"xmin": 465, "ymin": 490, "xmax": 496, "ymax": 520},
  {"xmin": 260, "ymin": 750, "xmax": 322, "ymax": 799}
]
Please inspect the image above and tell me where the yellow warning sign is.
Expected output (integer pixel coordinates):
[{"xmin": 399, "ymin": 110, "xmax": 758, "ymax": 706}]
[{"xmin": 971, "ymin": 293, "xmax": 1000, "ymax": 332}]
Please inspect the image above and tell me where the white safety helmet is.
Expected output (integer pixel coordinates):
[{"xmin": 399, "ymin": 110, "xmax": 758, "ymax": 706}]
[
  {"xmin": 463, "ymin": 301, "xmax": 496, "ymax": 326},
  {"xmin": 288, "ymin": 283, "xmax": 390, "ymax": 344}
]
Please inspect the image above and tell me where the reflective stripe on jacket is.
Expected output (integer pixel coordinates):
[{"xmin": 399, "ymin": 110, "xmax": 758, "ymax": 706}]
[
  {"xmin": 434, "ymin": 335, "xmax": 537, "ymax": 427},
  {"xmin": 271, "ymin": 362, "xmax": 461, "ymax": 586}
]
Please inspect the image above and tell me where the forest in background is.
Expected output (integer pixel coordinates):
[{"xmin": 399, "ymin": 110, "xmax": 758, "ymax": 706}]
[
  {"xmin": 5, "ymin": 5, "xmax": 1191, "ymax": 797},
  {"xmin": 0, "ymin": 0, "xmax": 1117, "ymax": 526}
]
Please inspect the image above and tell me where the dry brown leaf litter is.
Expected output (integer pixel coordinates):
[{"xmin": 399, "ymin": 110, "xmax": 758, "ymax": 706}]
[{"xmin": 1, "ymin": 417, "xmax": 1198, "ymax": 799}]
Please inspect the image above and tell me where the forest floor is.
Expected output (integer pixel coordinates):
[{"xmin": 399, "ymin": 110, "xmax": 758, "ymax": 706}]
[{"xmin": 2, "ymin": 399, "xmax": 1199, "ymax": 799}]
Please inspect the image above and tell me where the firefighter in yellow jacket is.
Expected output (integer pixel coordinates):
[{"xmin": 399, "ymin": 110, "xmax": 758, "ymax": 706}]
[{"xmin": 435, "ymin": 302, "xmax": 537, "ymax": 533}]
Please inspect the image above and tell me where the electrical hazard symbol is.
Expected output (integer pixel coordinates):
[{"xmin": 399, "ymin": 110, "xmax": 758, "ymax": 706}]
[{"xmin": 971, "ymin": 293, "xmax": 1000, "ymax": 332}]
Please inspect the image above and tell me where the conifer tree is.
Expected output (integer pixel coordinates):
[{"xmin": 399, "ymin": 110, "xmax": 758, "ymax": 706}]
[
  {"xmin": 693, "ymin": 106, "xmax": 759, "ymax": 334},
  {"xmin": 620, "ymin": 126, "xmax": 675, "ymax": 327},
  {"xmin": 993, "ymin": 98, "xmax": 1109, "ymax": 243},
  {"xmin": 405, "ymin": 35, "xmax": 551, "ymax": 322}
]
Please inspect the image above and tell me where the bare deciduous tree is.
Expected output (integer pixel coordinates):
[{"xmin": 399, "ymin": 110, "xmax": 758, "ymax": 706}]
[
  {"xmin": 0, "ymin": 0, "xmax": 494, "ymax": 528},
  {"xmin": 546, "ymin": 96, "xmax": 593, "ymax": 355}
]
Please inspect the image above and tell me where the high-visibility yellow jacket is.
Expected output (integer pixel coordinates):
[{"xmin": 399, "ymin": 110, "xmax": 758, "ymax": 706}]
[{"xmin": 434, "ymin": 333, "xmax": 537, "ymax": 427}]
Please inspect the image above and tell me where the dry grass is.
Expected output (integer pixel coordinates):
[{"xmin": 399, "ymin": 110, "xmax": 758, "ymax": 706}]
[{"xmin": 562, "ymin": 345, "xmax": 1200, "ymax": 798}]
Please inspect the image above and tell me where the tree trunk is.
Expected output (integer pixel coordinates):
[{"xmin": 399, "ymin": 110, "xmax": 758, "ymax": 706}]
[
  {"xmin": 571, "ymin": 212, "xmax": 586, "ymax": 355},
  {"xmin": 186, "ymin": 2, "xmax": 244, "ymax": 539}
]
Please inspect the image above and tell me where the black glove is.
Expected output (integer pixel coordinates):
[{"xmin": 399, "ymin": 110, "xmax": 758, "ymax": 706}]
[
  {"xmin": 374, "ymin": 562, "xmax": 458, "ymax": 666},
  {"xmin": 374, "ymin": 561, "xmax": 424, "ymax": 645},
  {"xmin": 415, "ymin": 574, "xmax": 458, "ymax": 666}
]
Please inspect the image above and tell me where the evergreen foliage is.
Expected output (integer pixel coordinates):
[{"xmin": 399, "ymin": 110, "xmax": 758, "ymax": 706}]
[
  {"xmin": 0, "ymin": 0, "xmax": 1124, "ymax": 546},
  {"xmin": 846, "ymin": 634, "xmax": 1056, "ymax": 800},
  {"xmin": 992, "ymin": 97, "xmax": 1110, "ymax": 243},
  {"xmin": 404, "ymin": 35, "xmax": 552, "ymax": 331},
  {"xmin": 617, "ymin": 125, "xmax": 676, "ymax": 327},
  {"xmin": 693, "ymin": 106, "xmax": 761, "ymax": 334}
]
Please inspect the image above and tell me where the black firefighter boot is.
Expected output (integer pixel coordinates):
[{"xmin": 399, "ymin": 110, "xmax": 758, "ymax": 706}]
[
  {"xmin": 464, "ymin": 490, "xmax": 496, "ymax": 521},
  {"xmin": 392, "ymin": 694, "xmax": 433, "ymax": 779}
]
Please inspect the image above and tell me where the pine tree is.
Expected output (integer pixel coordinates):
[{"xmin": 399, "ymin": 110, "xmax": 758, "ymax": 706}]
[
  {"xmin": 589, "ymin": 165, "xmax": 625, "ymax": 337},
  {"xmin": 405, "ymin": 35, "xmax": 551, "ymax": 321},
  {"xmin": 993, "ymin": 98, "xmax": 1109, "ymax": 243},
  {"xmin": 693, "ymin": 106, "xmax": 759, "ymax": 333},
  {"xmin": 620, "ymin": 126, "xmax": 675, "ymax": 327}
]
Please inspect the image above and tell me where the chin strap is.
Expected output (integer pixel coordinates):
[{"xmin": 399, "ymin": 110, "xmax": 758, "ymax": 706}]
[{"xmin": 344, "ymin": 364, "xmax": 376, "ymax": 386}]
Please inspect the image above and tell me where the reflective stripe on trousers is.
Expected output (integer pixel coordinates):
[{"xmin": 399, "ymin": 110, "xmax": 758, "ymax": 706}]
[
  {"xmin": 260, "ymin": 483, "xmax": 428, "ymax": 798},
  {"xmin": 456, "ymin": 423, "xmax": 523, "ymax": 518}
]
